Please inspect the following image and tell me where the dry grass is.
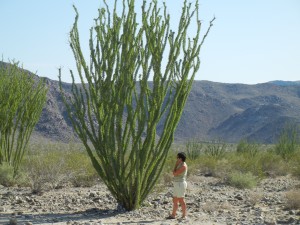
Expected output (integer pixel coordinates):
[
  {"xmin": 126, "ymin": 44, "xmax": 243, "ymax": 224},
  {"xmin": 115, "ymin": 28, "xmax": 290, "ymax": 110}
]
[
  {"xmin": 285, "ymin": 190, "xmax": 300, "ymax": 209},
  {"xmin": 202, "ymin": 201, "xmax": 232, "ymax": 213},
  {"xmin": 247, "ymin": 191, "xmax": 263, "ymax": 206}
]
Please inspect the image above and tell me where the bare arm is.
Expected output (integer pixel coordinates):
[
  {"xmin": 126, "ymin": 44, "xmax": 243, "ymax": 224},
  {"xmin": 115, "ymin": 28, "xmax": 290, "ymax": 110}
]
[{"xmin": 173, "ymin": 163, "xmax": 187, "ymax": 176}]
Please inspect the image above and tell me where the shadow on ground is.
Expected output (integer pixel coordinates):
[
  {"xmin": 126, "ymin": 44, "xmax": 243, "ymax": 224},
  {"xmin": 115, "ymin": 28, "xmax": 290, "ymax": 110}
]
[{"xmin": 0, "ymin": 208, "xmax": 124, "ymax": 224}]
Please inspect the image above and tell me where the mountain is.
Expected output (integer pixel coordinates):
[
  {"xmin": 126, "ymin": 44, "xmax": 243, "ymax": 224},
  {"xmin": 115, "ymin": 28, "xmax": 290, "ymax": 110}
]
[
  {"xmin": 1, "ymin": 62, "xmax": 300, "ymax": 144},
  {"xmin": 178, "ymin": 81, "xmax": 300, "ymax": 143},
  {"xmin": 268, "ymin": 80, "xmax": 300, "ymax": 86}
]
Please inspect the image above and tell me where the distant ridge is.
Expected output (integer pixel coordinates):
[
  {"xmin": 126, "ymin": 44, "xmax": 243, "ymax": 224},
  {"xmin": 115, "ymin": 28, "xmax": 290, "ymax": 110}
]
[
  {"xmin": 268, "ymin": 80, "xmax": 300, "ymax": 86},
  {"xmin": 1, "ymin": 61, "xmax": 300, "ymax": 144}
]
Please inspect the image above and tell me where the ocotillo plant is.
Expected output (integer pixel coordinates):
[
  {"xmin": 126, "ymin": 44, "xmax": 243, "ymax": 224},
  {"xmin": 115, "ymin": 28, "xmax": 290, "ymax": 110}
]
[
  {"xmin": 0, "ymin": 61, "xmax": 47, "ymax": 175},
  {"xmin": 59, "ymin": 0, "xmax": 214, "ymax": 210}
]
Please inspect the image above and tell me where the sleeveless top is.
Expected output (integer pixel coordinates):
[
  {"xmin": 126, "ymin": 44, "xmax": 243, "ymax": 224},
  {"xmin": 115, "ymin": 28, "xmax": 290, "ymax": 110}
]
[{"xmin": 173, "ymin": 162, "xmax": 187, "ymax": 182}]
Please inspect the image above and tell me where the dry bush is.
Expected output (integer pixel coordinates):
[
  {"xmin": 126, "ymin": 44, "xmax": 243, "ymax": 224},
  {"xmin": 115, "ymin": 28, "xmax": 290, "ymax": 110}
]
[
  {"xmin": 259, "ymin": 152, "xmax": 290, "ymax": 177},
  {"xmin": 22, "ymin": 141, "xmax": 99, "ymax": 193},
  {"xmin": 213, "ymin": 158, "xmax": 232, "ymax": 179},
  {"xmin": 285, "ymin": 190, "xmax": 300, "ymax": 209},
  {"xmin": 202, "ymin": 201, "xmax": 232, "ymax": 213},
  {"xmin": 24, "ymin": 151, "xmax": 68, "ymax": 193},
  {"xmin": 194, "ymin": 155, "xmax": 218, "ymax": 176},
  {"xmin": 162, "ymin": 172, "xmax": 173, "ymax": 186},
  {"xmin": 247, "ymin": 191, "xmax": 263, "ymax": 206}
]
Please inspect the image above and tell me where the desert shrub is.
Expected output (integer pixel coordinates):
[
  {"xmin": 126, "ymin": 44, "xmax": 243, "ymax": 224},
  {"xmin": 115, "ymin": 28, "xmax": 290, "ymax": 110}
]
[
  {"xmin": 290, "ymin": 151, "xmax": 300, "ymax": 179},
  {"xmin": 65, "ymin": 150, "xmax": 99, "ymax": 187},
  {"xmin": 227, "ymin": 152, "xmax": 264, "ymax": 178},
  {"xmin": 0, "ymin": 163, "xmax": 16, "ymax": 187},
  {"xmin": 247, "ymin": 191, "xmax": 262, "ymax": 206},
  {"xmin": 202, "ymin": 201, "xmax": 231, "ymax": 213},
  {"xmin": 185, "ymin": 139, "xmax": 204, "ymax": 160},
  {"xmin": 285, "ymin": 190, "xmax": 300, "ymax": 209},
  {"xmin": 193, "ymin": 155, "xmax": 218, "ymax": 176},
  {"xmin": 213, "ymin": 158, "xmax": 233, "ymax": 178},
  {"xmin": 259, "ymin": 151, "xmax": 290, "ymax": 177},
  {"xmin": 22, "ymin": 141, "xmax": 99, "ymax": 192},
  {"xmin": 236, "ymin": 139, "xmax": 259, "ymax": 157},
  {"xmin": 204, "ymin": 139, "xmax": 227, "ymax": 159},
  {"xmin": 227, "ymin": 171, "xmax": 258, "ymax": 189},
  {"xmin": 0, "ymin": 162, "xmax": 27, "ymax": 187},
  {"xmin": 274, "ymin": 124, "xmax": 300, "ymax": 160},
  {"xmin": 23, "ymin": 150, "xmax": 67, "ymax": 193}
]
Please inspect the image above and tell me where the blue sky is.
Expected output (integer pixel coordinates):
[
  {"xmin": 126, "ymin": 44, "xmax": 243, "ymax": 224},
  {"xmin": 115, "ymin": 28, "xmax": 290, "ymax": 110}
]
[{"xmin": 1, "ymin": 0, "xmax": 299, "ymax": 84}]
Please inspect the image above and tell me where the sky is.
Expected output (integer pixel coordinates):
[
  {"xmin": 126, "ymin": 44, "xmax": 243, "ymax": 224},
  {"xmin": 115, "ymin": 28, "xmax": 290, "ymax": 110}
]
[{"xmin": 1, "ymin": 0, "xmax": 299, "ymax": 84}]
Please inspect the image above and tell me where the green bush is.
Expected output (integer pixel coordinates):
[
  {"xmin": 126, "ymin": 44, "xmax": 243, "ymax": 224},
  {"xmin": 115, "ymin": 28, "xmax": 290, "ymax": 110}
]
[
  {"xmin": 185, "ymin": 139, "xmax": 204, "ymax": 160},
  {"xmin": 65, "ymin": 150, "xmax": 99, "ymax": 187},
  {"xmin": 290, "ymin": 151, "xmax": 300, "ymax": 179},
  {"xmin": 259, "ymin": 151, "xmax": 290, "ymax": 177},
  {"xmin": 23, "ymin": 150, "xmax": 67, "ymax": 193},
  {"xmin": 0, "ymin": 162, "xmax": 27, "ymax": 187},
  {"xmin": 236, "ymin": 139, "xmax": 259, "ymax": 157},
  {"xmin": 22, "ymin": 141, "xmax": 99, "ymax": 193},
  {"xmin": 190, "ymin": 155, "xmax": 218, "ymax": 176},
  {"xmin": 274, "ymin": 124, "xmax": 300, "ymax": 160},
  {"xmin": 226, "ymin": 152, "xmax": 264, "ymax": 178},
  {"xmin": 204, "ymin": 139, "xmax": 227, "ymax": 159},
  {"xmin": 227, "ymin": 171, "xmax": 258, "ymax": 189},
  {"xmin": 0, "ymin": 163, "xmax": 16, "ymax": 187}
]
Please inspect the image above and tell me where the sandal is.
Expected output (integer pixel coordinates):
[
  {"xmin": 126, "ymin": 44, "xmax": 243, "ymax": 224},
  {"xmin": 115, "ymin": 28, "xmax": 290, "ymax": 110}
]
[
  {"xmin": 179, "ymin": 216, "xmax": 187, "ymax": 221},
  {"xmin": 166, "ymin": 215, "xmax": 176, "ymax": 219}
]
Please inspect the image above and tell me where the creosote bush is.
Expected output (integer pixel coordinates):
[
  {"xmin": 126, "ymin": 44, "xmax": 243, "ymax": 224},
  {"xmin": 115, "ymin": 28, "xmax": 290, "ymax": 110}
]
[
  {"xmin": 22, "ymin": 142, "xmax": 98, "ymax": 193},
  {"xmin": 227, "ymin": 171, "xmax": 258, "ymax": 189},
  {"xmin": 0, "ymin": 162, "xmax": 17, "ymax": 187},
  {"xmin": 0, "ymin": 162, "xmax": 27, "ymax": 187},
  {"xmin": 259, "ymin": 151, "xmax": 290, "ymax": 177},
  {"xmin": 24, "ymin": 150, "xmax": 67, "ymax": 193}
]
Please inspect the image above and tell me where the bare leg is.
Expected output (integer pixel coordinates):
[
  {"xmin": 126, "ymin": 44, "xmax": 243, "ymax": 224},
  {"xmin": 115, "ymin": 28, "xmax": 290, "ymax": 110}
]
[
  {"xmin": 171, "ymin": 197, "xmax": 179, "ymax": 217},
  {"xmin": 178, "ymin": 198, "xmax": 186, "ymax": 217}
]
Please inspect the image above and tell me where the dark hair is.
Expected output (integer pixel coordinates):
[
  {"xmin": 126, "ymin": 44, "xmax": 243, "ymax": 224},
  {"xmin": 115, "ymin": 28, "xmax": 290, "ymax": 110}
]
[{"xmin": 177, "ymin": 152, "xmax": 186, "ymax": 162}]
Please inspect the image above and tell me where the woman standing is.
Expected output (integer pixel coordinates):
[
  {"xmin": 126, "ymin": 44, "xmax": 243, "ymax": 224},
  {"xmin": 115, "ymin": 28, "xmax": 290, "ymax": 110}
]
[{"xmin": 167, "ymin": 152, "xmax": 188, "ymax": 220}]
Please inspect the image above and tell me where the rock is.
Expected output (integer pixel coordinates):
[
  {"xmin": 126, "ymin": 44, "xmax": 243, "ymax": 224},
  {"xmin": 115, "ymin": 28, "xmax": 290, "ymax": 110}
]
[{"xmin": 234, "ymin": 194, "xmax": 243, "ymax": 200}]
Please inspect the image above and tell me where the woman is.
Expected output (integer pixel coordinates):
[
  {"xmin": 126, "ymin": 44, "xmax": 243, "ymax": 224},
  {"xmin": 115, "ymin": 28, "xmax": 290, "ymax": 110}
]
[{"xmin": 166, "ymin": 152, "xmax": 188, "ymax": 220}]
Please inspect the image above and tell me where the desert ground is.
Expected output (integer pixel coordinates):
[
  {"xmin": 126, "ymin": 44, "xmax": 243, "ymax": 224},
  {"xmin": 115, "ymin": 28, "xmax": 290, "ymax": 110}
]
[{"xmin": 1, "ymin": 173, "xmax": 299, "ymax": 225}]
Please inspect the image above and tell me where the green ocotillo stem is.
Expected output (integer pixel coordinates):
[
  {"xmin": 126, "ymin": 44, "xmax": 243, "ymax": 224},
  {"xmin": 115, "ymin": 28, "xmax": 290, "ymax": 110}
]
[
  {"xmin": 0, "ymin": 62, "xmax": 47, "ymax": 176},
  {"xmin": 59, "ymin": 0, "xmax": 214, "ymax": 211}
]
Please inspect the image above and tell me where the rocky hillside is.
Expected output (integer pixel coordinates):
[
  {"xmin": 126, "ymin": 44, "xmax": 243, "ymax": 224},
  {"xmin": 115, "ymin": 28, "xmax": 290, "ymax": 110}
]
[
  {"xmin": 1, "ymin": 62, "xmax": 300, "ymax": 144},
  {"xmin": 178, "ymin": 81, "xmax": 300, "ymax": 143}
]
